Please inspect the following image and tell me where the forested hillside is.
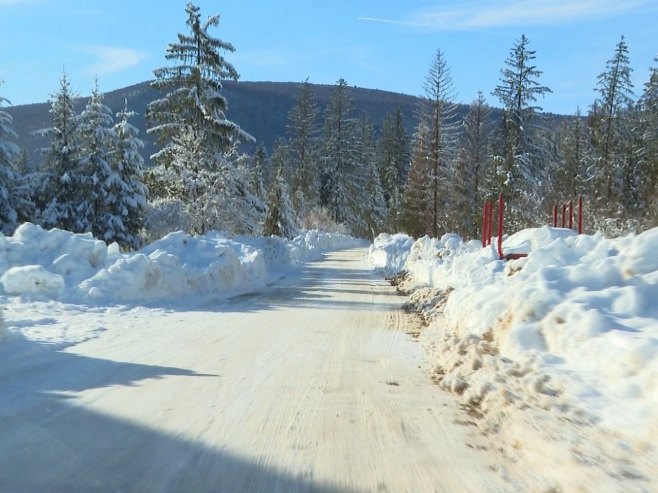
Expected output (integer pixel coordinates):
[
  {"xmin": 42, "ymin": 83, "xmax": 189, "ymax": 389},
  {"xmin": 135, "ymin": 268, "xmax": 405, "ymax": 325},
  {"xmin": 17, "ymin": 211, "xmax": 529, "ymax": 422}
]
[{"xmin": 7, "ymin": 80, "xmax": 431, "ymax": 166}]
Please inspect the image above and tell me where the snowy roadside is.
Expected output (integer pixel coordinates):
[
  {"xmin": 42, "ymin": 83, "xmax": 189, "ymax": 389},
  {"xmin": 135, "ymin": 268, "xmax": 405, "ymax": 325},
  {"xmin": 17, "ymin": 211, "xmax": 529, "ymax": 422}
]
[
  {"xmin": 0, "ymin": 223, "xmax": 363, "ymax": 345},
  {"xmin": 368, "ymin": 228, "xmax": 658, "ymax": 492}
]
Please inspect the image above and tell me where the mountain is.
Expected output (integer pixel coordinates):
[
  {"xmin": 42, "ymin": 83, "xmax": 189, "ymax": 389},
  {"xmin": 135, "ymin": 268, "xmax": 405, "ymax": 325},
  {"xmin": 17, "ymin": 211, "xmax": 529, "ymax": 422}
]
[{"xmin": 6, "ymin": 80, "xmax": 434, "ymax": 167}]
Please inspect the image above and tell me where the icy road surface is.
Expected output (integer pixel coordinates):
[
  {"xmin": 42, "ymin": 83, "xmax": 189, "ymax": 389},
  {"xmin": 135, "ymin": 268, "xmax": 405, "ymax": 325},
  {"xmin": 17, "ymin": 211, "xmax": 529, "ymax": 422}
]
[{"xmin": 0, "ymin": 248, "xmax": 509, "ymax": 492}]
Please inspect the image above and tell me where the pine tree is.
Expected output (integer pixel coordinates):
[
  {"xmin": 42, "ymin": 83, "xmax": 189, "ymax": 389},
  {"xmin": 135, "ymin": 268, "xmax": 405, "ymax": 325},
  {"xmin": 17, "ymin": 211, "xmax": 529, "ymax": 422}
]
[
  {"xmin": 457, "ymin": 92, "xmax": 493, "ymax": 238},
  {"xmin": 107, "ymin": 100, "xmax": 148, "ymax": 249},
  {"xmin": 352, "ymin": 117, "xmax": 384, "ymax": 237},
  {"xmin": 638, "ymin": 58, "xmax": 658, "ymax": 218},
  {"xmin": 0, "ymin": 83, "xmax": 25, "ymax": 233},
  {"xmin": 287, "ymin": 79, "xmax": 320, "ymax": 212},
  {"xmin": 78, "ymin": 81, "xmax": 116, "ymax": 237},
  {"xmin": 250, "ymin": 143, "xmax": 268, "ymax": 203},
  {"xmin": 401, "ymin": 117, "xmax": 432, "ymax": 237},
  {"xmin": 589, "ymin": 35, "xmax": 634, "ymax": 206},
  {"xmin": 38, "ymin": 72, "xmax": 85, "ymax": 232},
  {"xmin": 419, "ymin": 48, "xmax": 459, "ymax": 237},
  {"xmin": 320, "ymin": 78, "xmax": 357, "ymax": 226},
  {"xmin": 492, "ymin": 34, "xmax": 552, "ymax": 228},
  {"xmin": 555, "ymin": 108, "xmax": 590, "ymax": 201},
  {"xmin": 147, "ymin": 3, "xmax": 251, "ymax": 165},
  {"xmin": 377, "ymin": 107, "xmax": 409, "ymax": 231},
  {"xmin": 263, "ymin": 155, "xmax": 296, "ymax": 239},
  {"xmin": 146, "ymin": 3, "xmax": 255, "ymax": 235}
]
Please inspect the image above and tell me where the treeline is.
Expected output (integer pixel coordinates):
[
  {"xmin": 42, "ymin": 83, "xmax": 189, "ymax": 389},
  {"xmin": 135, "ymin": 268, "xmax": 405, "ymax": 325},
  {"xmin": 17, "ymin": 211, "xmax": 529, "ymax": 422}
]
[
  {"xmin": 1, "ymin": 3, "xmax": 656, "ymax": 247},
  {"xmin": 266, "ymin": 34, "xmax": 658, "ymax": 240}
]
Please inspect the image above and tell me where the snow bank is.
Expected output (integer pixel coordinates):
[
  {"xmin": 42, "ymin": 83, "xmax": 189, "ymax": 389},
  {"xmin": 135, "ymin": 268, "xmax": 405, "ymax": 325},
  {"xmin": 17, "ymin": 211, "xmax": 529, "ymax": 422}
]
[
  {"xmin": 0, "ymin": 223, "xmax": 361, "ymax": 305},
  {"xmin": 370, "ymin": 227, "xmax": 658, "ymax": 490},
  {"xmin": 367, "ymin": 233, "xmax": 415, "ymax": 276}
]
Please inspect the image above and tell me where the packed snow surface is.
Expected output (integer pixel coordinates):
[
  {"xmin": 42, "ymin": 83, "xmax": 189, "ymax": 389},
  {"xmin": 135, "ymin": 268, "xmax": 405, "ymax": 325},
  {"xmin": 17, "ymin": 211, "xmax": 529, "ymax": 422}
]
[{"xmin": 369, "ymin": 226, "xmax": 658, "ymax": 491}]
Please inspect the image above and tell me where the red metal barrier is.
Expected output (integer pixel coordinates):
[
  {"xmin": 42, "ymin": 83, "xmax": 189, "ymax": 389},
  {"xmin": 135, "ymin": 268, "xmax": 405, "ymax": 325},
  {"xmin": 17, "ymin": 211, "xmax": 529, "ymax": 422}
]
[
  {"xmin": 497, "ymin": 194, "xmax": 504, "ymax": 260},
  {"xmin": 552, "ymin": 196, "xmax": 584, "ymax": 234}
]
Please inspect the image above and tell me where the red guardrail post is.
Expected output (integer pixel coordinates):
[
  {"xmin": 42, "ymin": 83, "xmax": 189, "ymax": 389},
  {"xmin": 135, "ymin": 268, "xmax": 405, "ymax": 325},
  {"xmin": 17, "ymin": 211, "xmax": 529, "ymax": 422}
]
[
  {"xmin": 497, "ymin": 194, "xmax": 504, "ymax": 260},
  {"xmin": 578, "ymin": 196, "xmax": 583, "ymax": 234},
  {"xmin": 482, "ymin": 202, "xmax": 488, "ymax": 247},
  {"xmin": 561, "ymin": 204, "xmax": 567, "ymax": 228},
  {"xmin": 488, "ymin": 201, "xmax": 494, "ymax": 246},
  {"xmin": 569, "ymin": 200, "xmax": 573, "ymax": 230},
  {"xmin": 552, "ymin": 204, "xmax": 558, "ymax": 227}
]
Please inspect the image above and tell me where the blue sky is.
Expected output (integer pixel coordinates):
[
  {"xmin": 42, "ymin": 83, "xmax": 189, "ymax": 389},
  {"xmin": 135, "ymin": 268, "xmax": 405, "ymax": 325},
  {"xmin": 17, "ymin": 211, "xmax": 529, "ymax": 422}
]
[{"xmin": 1, "ymin": 0, "xmax": 656, "ymax": 114}]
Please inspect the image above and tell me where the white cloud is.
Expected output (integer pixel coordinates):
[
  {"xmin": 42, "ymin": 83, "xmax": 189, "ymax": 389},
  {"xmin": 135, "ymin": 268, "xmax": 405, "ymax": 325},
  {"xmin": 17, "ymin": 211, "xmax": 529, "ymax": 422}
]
[
  {"xmin": 82, "ymin": 46, "xmax": 147, "ymax": 77},
  {"xmin": 359, "ymin": 0, "xmax": 651, "ymax": 30}
]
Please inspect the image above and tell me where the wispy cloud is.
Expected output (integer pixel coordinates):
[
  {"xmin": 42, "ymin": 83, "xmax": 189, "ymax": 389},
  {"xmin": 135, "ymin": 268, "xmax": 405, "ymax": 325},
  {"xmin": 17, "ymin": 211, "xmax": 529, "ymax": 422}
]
[
  {"xmin": 82, "ymin": 46, "xmax": 147, "ymax": 77},
  {"xmin": 0, "ymin": 0, "xmax": 36, "ymax": 5},
  {"xmin": 359, "ymin": 0, "xmax": 651, "ymax": 30}
]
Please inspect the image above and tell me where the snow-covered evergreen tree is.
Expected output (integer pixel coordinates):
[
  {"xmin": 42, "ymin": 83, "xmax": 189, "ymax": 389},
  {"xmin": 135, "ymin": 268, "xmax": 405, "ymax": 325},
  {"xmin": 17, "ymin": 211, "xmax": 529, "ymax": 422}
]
[
  {"xmin": 287, "ymin": 79, "xmax": 320, "ymax": 212},
  {"xmin": 250, "ymin": 143, "xmax": 268, "ymax": 203},
  {"xmin": 401, "ymin": 117, "xmax": 432, "ymax": 237},
  {"xmin": 419, "ymin": 48, "xmax": 459, "ymax": 237},
  {"xmin": 38, "ymin": 72, "xmax": 85, "ymax": 232},
  {"xmin": 554, "ymin": 108, "xmax": 590, "ymax": 202},
  {"xmin": 263, "ymin": 152, "xmax": 296, "ymax": 239},
  {"xmin": 106, "ymin": 100, "xmax": 148, "ymax": 249},
  {"xmin": 320, "ymin": 78, "xmax": 357, "ymax": 227},
  {"xmin": 457, "ymin": 92, "xmax": 493, "ymax": 238},
  {"xmin": 589, "ymin": 35, "xmax": 635, "ymax": 207},
  {"xmin": 377, "ymin": 107, "xmax": 409, "ymax": 231},
  {"xmin": 0, "ymin": 84, "xmax": 25, "ymax": 233},
  {"xmin": 492, "ymin": 34, "xmax": 552, "ymax": 228},
  {"xmin": 351, "ymin": 117, "xmax": 384, "ymax": 238},
  {"xmin": 639, "ymin": 58, "xmax": 658, "ymax": 216},
  {"xmin": 146, "ymin": 3, "xmax": 255, "ymax": 235},
  {"xmin": 78, "ymin": 81, "xmax": 116, "ymax": 236}
]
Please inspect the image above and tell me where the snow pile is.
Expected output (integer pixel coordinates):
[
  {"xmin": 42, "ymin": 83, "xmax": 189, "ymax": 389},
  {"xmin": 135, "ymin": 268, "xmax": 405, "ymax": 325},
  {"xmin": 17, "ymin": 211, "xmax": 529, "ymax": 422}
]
[
  {"xmin": 367, "ymin": 233, "xmax": 415, "ymax": 276},
  {"xmin": 371, "ymin": 227, "xmax": 658, "ymax": 490},
  {"xmin": 0, "ymin": 223, "xmax": 361, "ymax": 305}
]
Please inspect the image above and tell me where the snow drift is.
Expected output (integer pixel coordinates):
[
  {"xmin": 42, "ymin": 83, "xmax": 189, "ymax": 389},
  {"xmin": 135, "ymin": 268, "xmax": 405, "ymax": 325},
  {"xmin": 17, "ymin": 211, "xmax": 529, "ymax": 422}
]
[
  {"xmin": 0, "ymin": 223, "xmax": 362, "ymax": 305},
  {"xmin": 369, "ymin": 227, "xmax": 658, "ymax": 491}
]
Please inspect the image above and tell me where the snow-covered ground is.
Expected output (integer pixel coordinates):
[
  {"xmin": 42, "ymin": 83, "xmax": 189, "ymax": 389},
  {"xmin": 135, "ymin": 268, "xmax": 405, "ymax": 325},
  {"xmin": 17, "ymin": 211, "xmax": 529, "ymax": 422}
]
[
  {"xmin": 369, "ymin": 227, "xmax": 658, "ymax": 491},
  {"xmin": 0, "ymin": 223, "xmax": 363, "ymax": 344}
]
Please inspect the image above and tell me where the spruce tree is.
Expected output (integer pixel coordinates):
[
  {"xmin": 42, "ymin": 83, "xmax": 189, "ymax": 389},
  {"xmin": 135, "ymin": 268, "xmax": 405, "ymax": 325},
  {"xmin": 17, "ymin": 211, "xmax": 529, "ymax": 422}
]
[
  {"xmin": 287, "ymin": 79, "xmax": 320, "ymax": 212},
  {"xmin": 146, "ymin": 2, "xmax": 255, "ymax": 235},
  {"xmin": 320, "ymin": 78, "xmax": 357, "ymax": 226},
  {"xmin": 639, "ymin": 58, "xmax": 658, "ymax": 216},
  {"xmin": 589, "ymin": 35, "xmax": 634, "ymax": 206},
  {"xmin": 250, "ymin": 143, "xmax": 268, "ymax": 203},
  {"xmin": 555, "ymin": 108, "xmax": 590, "ymax": 201},
  {"xmin": 419, "ymin": 48, "xmax": 459, "ymax": 237},
  {"xmin": 38, "ymin": 72, "xmax": 85, "ymax": 232},
  {"xmin": 263, "ymin": 142, "xmax": 296, "ymax": 239},
  {"xmin": 492, "ymin": 34, "xmax": 552, "ymax": 228},
  {"xmin": 107, "ymin": 100, "xmax": 148, "ymax": 249},
  {"xmin": 352, "ymin": 117, "xmax": 384, "ymax": 237},
  {"xmin": 458, "ymin": 92, "xmax": 493, "ymax": 238},
  {"xmin": 401, "ymin": 117, "xmax": 432, "ymax": 237},
  {"xmin": 78, "ymin": 81, "xmax": 116, "ymax": 237},
  {"xmin": 0, "ymin": 83, "xmax": 24, "ymax": 233},
  {"xmin": 377, "ymin": 107, "xmax": 409, "ymax": 231}
]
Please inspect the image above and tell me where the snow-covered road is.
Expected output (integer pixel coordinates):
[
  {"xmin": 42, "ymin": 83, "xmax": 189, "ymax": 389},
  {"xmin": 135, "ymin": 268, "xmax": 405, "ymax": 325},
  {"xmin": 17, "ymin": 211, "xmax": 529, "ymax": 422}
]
[{"xmin": 0, "ymin": 248, "xmax": 509, "ymax": 493}]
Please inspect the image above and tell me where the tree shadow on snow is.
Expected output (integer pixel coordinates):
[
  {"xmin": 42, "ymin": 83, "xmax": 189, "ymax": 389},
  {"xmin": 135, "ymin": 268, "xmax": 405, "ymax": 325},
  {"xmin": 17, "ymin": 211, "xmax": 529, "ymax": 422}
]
[
  {"xmin": 198, "ymin": 260, "xmax": 402, "ymax": 314},
  {"xmin": 0, "ymin": 336, "xmax": 361, "ymax": 493}
]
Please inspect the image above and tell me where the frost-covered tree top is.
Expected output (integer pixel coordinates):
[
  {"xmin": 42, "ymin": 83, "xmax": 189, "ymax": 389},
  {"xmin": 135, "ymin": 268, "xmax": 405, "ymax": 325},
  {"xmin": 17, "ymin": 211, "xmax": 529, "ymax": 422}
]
[
  {"xmin": 147, "ymin": 2, "xmax": 252, "ymax": 167},
  {"xmin": 0, "ymin": 82, "xmax": 20, "ymax": 169},
  {"xmin": 493, "ymin": 34, "xmax": 551, "ymax": 118}
]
